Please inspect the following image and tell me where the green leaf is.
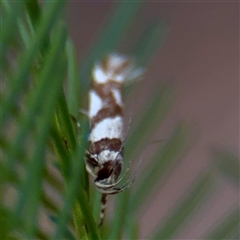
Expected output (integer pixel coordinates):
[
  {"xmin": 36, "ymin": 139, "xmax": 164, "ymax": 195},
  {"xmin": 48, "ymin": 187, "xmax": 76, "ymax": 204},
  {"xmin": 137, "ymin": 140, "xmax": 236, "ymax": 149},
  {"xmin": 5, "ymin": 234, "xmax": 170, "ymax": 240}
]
[
  {"xmin": 5, "ymin": 23, "xmax": 67, "ymax": 185},
  {"xmin": 130, "ymin": 122, "xmax": 195, "ymax": 215},
  {"xmin": 18, "ymin": 18, "xmax": 32, "ymax": 48},
  {"xmin": 204, "ymin": 208, "xmax": 240, "ymax": 240},
  {"xmin": 66, "ymin": 39, "xmax": 81, "ymax": 117},
  {"xmin": 150, "ymin": 173, "xmax": 212, "ymax": 239},
  {"xmin": 1, "ymin": 160, "xmax": 58, "ymax": 240},
  {"xmin": 211, "ymin": 148, "xmax": 239, "ymax": 187},
  {"xmin": 0, "ymin": 207, "xmax": 12, "ymax": 240},
  {"xmin": 134, "ymin": 21, "xmax": 169, "ymax": 66},
  {"xmin": 54, "ymin": 125, "xmax": 86, "ymax": 239},
  {"xmin": 73, "ymin": 201, "xmax": 89, "ymax": 240},
  {"xmin": 125, "ymin": 83, "xmax": 175, "ymax": 161},
  {"xmin": 1, "ymin": 0, "xmax": 66, "ymax": 125},
  {"xmin": 1, "ymin": 1, "xmax": 24, "ymax": 56},
  {"xmin": 49, "ymin": 215, "xmax": 75, "ymax": 240},
  {"xmin": 25, "ymin": 0, "xmax": 41, "ymax": 28},
  {"xmin": 14, "ymin": 24, "xmax": 68, "ymax": 238},
  {"xmin": 108, "ymin": 190, "xmax": 131, "ymax": 240},
  {"xmin": 127, "ymin": 221, "xmax": 139, "ymax": 240},
  {"xmin": 73, "ymin": 123, "xmax": 100, "ymax": 240},
  {"xmin": 5, "ymin": 2, "xmax": 236, "ymax": 240},
  {"xmin": 79, "ymin": 1, "xmax": 143, "ymax": 92},
  {"xmin": 24, "ymin": 0, "xmax": 50, "ymax": 55},
  {"xmin": 108, "ymin": 86, "xmax": 173, "ymax": 239}
]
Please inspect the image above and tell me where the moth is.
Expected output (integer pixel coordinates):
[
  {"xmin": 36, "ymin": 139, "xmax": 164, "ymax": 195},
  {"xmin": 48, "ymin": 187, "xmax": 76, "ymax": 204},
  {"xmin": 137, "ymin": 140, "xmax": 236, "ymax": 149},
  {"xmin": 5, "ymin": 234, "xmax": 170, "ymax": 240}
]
[{"xmin": 85, "ymin": 53, "xmax": 141, "ymax": 225}]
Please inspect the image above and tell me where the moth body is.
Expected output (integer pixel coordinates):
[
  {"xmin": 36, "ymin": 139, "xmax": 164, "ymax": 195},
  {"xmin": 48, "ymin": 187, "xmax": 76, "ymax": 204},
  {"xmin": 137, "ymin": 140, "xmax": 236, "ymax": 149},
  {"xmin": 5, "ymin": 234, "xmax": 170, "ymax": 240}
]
[{"xmin": 86, "ymin": 53, "xmax": 140, "ymax": 225}]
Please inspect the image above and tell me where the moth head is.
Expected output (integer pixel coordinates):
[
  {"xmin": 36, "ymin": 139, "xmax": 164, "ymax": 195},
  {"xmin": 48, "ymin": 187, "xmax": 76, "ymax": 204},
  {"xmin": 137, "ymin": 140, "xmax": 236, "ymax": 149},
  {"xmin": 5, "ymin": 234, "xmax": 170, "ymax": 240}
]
[{"xmin": 86, "ymin": 151, "xmax": 123, "ymax": 190}]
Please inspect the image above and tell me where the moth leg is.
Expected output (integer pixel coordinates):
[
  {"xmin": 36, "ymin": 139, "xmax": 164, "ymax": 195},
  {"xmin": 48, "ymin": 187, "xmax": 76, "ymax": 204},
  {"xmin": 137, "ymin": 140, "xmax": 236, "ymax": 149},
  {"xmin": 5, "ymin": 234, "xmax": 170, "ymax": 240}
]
[{"xmin": 99, "ymin": 194, "xmax": 108, "ymax": 227}]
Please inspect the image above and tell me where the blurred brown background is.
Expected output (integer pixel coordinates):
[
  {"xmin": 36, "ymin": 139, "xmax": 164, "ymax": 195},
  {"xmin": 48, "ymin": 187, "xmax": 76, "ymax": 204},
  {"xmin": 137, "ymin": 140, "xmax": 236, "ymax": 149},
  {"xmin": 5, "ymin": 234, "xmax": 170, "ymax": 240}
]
[{"xmin": 66, "ymin": 2, "xmax": 239, "ymax": 239}]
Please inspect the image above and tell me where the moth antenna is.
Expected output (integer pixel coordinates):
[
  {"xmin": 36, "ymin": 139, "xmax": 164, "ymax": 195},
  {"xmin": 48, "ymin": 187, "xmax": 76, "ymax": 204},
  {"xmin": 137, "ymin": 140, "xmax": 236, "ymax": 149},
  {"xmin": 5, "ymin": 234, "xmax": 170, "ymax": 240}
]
[
  {"xmin": 147, "ymin": 139, "xmax": 165, "ymax": 147},
  {"xmin": 98, "ymin": 175, "xmax": 136, "ymax": 195},
  {"xmin": 114, "ymin": 110, "xmax": 133, "ymax": 162},
  {"xmin": 106, "ymin": 139, "xmax": 164, "ymax": 189},
  {"xmin": 111, "ymin": 92, "xmax": 142, "ymax": 188},
  {"xmin": 113, "ymin": 143, "xmax": 155, "ymax": 193},
  {"xmin": 118, "ymin": 81, "xmax": 139, "ymax": 155},
  {"xmin": 109, "ymin": 109, "xmax": 133, "ymax": 187},
  {"xmin": 117, "ymin": 155, "xmax": 143, "ymax": 190},
  {"xmin": 96, "ymin": 155, "xmax": 143, "ymax": 194},
  {"xmin": 99, "ymin": 194, "xmax": 108, "ymax": 227},
  {"xmin": 118, "ymin": 81, "xmax": 138, "ymax": 153}
]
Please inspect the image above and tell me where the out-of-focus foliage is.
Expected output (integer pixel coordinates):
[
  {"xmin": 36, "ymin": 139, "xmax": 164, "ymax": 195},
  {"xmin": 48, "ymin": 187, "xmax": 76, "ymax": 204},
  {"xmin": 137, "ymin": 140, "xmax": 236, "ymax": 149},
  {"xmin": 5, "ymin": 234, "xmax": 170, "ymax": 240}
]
[{"xmin": 1, "ymin": 1, "xmax": 239, "ymax": 239}]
